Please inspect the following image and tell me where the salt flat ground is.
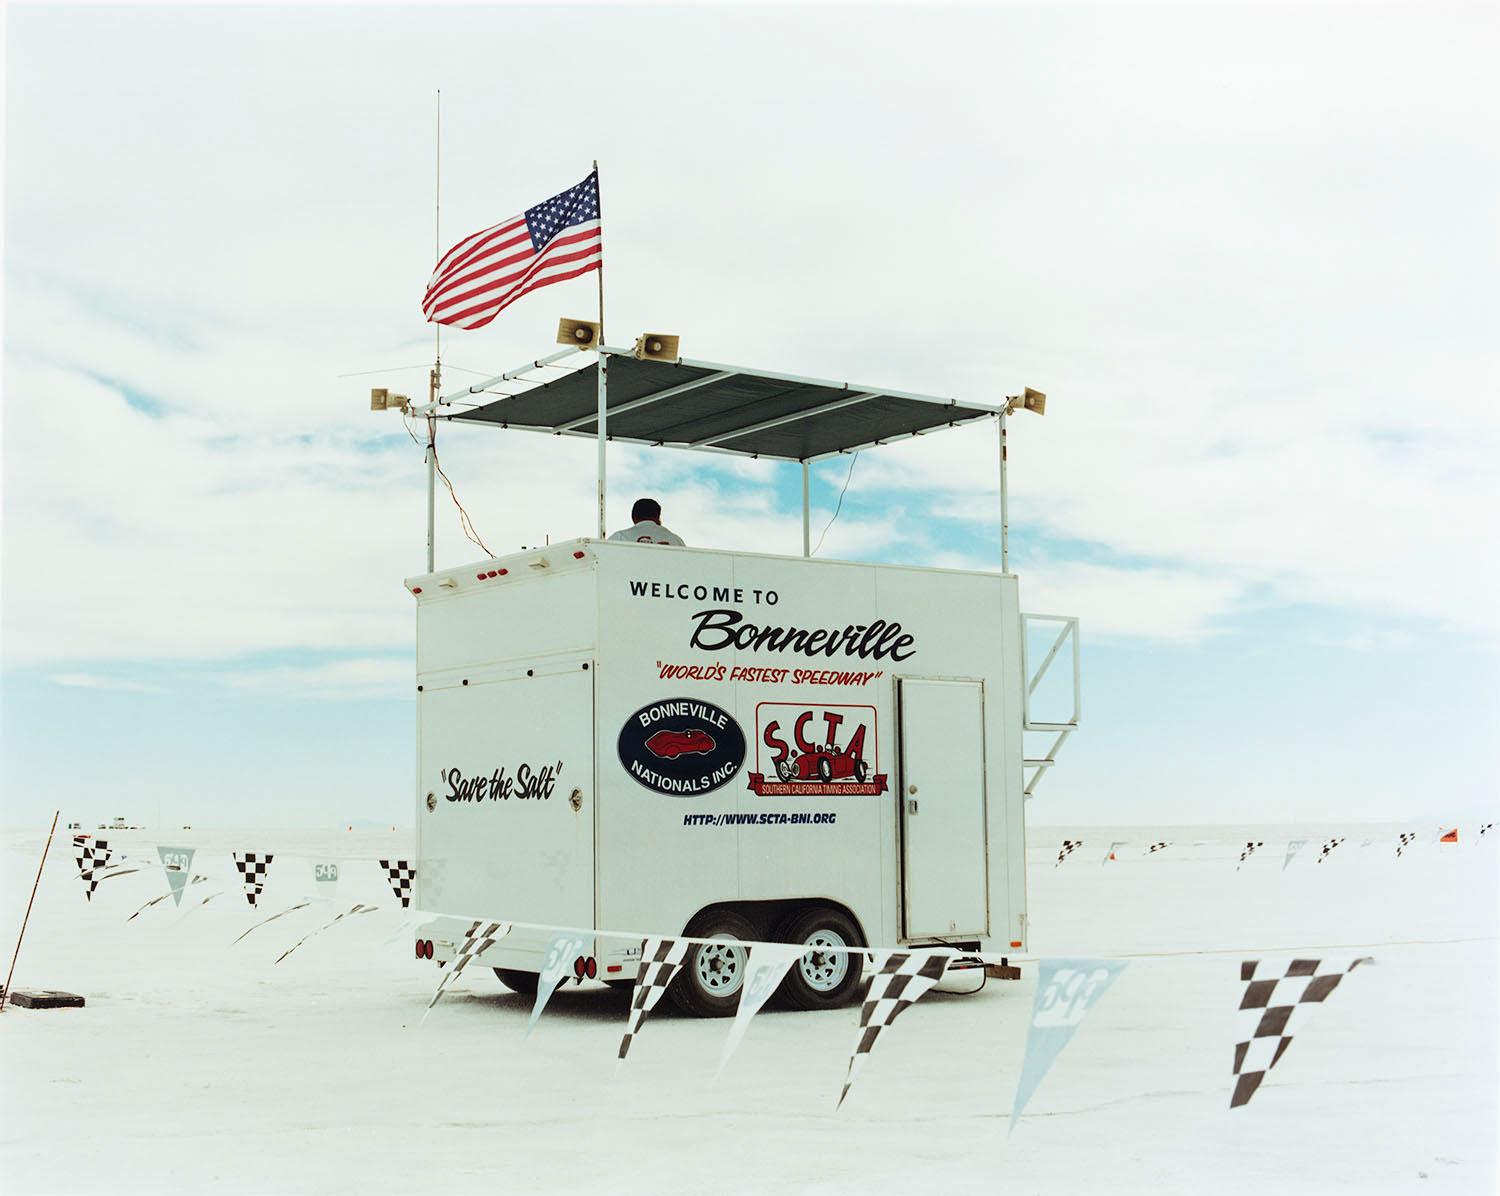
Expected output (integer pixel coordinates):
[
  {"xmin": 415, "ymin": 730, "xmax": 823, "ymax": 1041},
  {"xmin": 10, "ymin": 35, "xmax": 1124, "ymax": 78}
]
[{"xmin": 1, "ymin": 826, "xmax": 1495, "ymax": 1195}]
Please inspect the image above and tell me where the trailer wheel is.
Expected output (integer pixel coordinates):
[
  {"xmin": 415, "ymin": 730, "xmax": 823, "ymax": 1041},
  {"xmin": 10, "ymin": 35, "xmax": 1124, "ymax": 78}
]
[
  {"xmin": 668, "ymin": 911, "xmax": 755, "ymax": 1018},
  {"xmin": 493, "ymin": 968, "xmax": 539, "ymax": 996},
  {"xmin": 775, "ymin": 906, "xmax": 864, "ymax": 1010}
]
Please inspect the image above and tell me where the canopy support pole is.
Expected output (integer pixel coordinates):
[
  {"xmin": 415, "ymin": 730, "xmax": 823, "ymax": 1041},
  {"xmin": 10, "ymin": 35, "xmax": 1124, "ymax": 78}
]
[
  {"xmin": 801, "ymin": 462, "xmax": 811, "ymax": 557},
  {"xmin": 596, "ymin": 354, "xmax": 608, "ymax": 538},
  {"xmin": 594, "ymin": 159, "xmax": 607, "ymax": 539},
  {"xmin": 425, "ymin": 415, "xmax": 436, "ymax": 573},
  {"xmin": 999, "ymin": 412, "xmax": 1010, "ymax": 575}
]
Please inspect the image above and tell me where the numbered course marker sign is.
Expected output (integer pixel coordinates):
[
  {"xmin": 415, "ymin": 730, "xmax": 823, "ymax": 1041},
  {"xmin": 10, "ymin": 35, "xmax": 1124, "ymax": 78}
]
[
  {"xmin": 313, "ymin": 861, "xmax": 340, "ymax": 900},
  {"xmin": 157, "ymin": 846, "xmax": 195, "ymax": 906}
]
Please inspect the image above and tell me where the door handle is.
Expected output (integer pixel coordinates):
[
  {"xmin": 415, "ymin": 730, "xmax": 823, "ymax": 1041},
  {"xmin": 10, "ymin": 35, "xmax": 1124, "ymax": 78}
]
[{"xmin": 907, "ymin": 799, "xmax": 919, "ymax": 815}]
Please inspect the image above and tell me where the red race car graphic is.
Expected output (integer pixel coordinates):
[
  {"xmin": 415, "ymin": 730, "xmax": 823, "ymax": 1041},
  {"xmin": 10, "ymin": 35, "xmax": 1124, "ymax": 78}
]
[
  {"xmin": 776, "ymin": 746, "xmax": 870, "ymax": 784},
  {"xmin": 645, "ymin": 727, "xmax": 718, "ymax": 759}
]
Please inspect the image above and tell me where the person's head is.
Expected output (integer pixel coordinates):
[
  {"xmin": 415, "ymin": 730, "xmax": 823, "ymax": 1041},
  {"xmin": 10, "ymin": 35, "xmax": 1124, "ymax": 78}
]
[{"xmin": 631, "ymin": 497, "xmax": 662, "ymax": 524}]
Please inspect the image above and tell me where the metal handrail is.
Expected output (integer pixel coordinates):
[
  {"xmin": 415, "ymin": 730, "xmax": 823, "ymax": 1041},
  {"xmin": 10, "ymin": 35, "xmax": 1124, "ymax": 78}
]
[{"xmin": 1019, "ymin": 613, "xmax": 1081, "ymax": 800}]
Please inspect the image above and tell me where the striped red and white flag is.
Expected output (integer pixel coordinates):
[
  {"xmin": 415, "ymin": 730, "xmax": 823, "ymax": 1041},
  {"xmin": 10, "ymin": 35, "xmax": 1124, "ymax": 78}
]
[{"xmin": 422, "ymin": 170, "xmax": 601, "ymax": 330}]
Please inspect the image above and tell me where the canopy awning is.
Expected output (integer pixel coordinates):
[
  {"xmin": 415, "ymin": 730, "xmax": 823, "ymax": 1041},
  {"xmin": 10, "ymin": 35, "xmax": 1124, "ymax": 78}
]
[{"xmin": 444, "ymin": 347, "xmax": 1002, "ymax": 463}]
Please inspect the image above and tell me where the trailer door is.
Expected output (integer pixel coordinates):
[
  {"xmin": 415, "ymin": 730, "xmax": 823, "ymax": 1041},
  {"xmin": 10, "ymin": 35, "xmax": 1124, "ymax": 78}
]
[
  {"xmin": 417, "ymin": 666, "xmax": 595, "ymax": 929},
  {"xmin": 898, "ymin": 678, "xmax": 988, "ymax": 939}
]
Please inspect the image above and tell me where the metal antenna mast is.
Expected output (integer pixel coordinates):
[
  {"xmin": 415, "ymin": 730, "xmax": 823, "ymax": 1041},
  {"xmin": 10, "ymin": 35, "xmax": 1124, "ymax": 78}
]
[{"xmin": 426, "ymin": 89, "xmax": 441, "ymax": 574}]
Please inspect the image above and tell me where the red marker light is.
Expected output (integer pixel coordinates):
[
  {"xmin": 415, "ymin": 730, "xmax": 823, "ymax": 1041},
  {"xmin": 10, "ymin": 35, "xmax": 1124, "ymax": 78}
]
[
  {"xmin": 487, "ymin": 570, "xmax": 498, "ymax": 578},
  {"xmin": 572, "ymin": 550, "xmax": 585, "ymax": 559},
  {"xmin": 497, "ymin": 568, "xmax": 508, "ymax": 576},
  {"xmin": 476, "ymin": 573, "xmax": 486, "ymax": 580},
  {"xmin": 606, "ymin": 964, "xmax": 622, "ymax": 974},
  {"xmin": 410, "ymin": 586, "xmax": 422, "ymax": 594}
]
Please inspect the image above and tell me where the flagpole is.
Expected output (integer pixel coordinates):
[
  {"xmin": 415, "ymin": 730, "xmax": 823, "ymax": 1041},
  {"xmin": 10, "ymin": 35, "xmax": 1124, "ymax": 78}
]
[
  {"xmin": 426, "ymin": 89, "xmax": 441, "ymax": 574},
  {"xmin": 2, "ymin": 810, "xmax": 59, "ymax": 1012},
  {"xmin": 594, "ymin": 158, "xmax": 607, "ymax": 539}
]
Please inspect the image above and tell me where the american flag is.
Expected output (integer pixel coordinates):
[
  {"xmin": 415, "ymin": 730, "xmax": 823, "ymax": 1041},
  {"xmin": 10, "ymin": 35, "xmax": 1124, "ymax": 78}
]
[{"xmin": 422, "ymin": 170, "xmax": 602, "ymax": 330}]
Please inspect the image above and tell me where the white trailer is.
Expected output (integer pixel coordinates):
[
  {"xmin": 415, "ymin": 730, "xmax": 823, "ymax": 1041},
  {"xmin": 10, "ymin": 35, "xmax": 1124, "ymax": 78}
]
[{"xmin": 402, "ymin": 340, "xmax": 1078, "ymax": 1015}]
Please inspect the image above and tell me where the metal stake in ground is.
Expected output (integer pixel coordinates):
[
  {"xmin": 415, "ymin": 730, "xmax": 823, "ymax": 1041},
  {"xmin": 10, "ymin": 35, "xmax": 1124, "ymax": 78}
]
[{"xmin": 3, "ymin": 810, "xmax": 60, "ymax": 1011}]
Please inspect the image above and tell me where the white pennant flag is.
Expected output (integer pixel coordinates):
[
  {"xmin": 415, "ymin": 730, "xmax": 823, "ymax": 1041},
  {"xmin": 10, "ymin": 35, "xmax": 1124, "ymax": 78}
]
[
  {"xmin": 716, "ymin": 943, "xmax": 806, "ymax": 1075},
  {"xmin": 528, "ymin": 931, "xmax": 592, "ymax": 1037}
]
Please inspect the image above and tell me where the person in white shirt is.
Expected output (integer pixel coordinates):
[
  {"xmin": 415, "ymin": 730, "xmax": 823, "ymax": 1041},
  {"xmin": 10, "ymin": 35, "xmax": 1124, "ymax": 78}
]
[{"xmin": 608, "ymin": 498, "xmax": 685, "ymax": 546}]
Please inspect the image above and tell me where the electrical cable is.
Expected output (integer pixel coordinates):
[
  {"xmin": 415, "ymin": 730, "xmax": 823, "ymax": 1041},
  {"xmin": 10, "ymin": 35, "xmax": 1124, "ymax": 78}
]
[
  {"xmin": 811, "ymin": 452, "xmax": 859, "ymax": 556},
  {"xmin": 431, "ymin": 443, "xmax": 495, "ymax": 558}
]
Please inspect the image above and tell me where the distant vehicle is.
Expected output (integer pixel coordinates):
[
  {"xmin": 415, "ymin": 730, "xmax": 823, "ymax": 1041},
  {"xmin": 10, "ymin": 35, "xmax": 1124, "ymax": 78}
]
[
  {"xmin": 777, "ymin": 747, "xmax": 869, "ymax": 784},
  {"xmin": 645, "ymin": 728, "xmax": 716, "ymax": 759}
]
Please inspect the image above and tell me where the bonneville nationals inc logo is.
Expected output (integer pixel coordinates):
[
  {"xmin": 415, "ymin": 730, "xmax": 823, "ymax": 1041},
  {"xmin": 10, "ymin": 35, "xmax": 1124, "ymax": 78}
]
[{"xmin": 618, "ymin": 698, "xmax": 746, "ymax": 797}]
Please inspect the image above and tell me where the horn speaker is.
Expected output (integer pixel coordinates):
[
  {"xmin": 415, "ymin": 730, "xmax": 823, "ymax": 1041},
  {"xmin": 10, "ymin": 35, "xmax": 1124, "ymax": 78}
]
[{"xmin": 557, "ymin": 317, "xmax": 601, "ymax": 349}]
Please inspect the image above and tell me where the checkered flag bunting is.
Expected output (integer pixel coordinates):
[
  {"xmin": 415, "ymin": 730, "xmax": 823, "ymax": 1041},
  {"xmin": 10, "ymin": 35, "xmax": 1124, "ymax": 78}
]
[
  {"xmin": 1056, "ymin": 840, "xmax": 1083, "ymax": 867},
  {"xmin": 1231, "ymin": 956, "xmax": 1373, "ymax": 1108},
  {"xmin": 618, "ymin": 937, "xmax": 690, "ymax": 1062},
  {"xmin": 379, "ymin": 859, "xmax": 416, "ymax": 908},
  {"xmin": 232, "ymin": 853, "xmax": 274, "ymax": 907},
  {"xmin": 427, "ymin": 920, "xmax": 510, "ymax": 1013},
  {"xmin": 1480, "ymin": 823, "xmax": 1494, "ymax": 838},
  {"xmin": 73, "ymin": 836, "xmax": 113, "ymax": 901},
  {"xmin": 1316, "ymin": 837, "xmax": 1344, "ymax": 864},
  {"xmin": 839, "ymin": 951, "xmax": 950, "ymax": 1107},
  {"xmin": 1236, "ymin": 840, "xmax": 1266, "ymax": 869},
  {"xmin": 1396, "ymin": 833, "xmax": 1417, "ymax": 857},
  {"xmin": 1147, "ymin": 841, "xmax": 1170, "ymax": 854}
]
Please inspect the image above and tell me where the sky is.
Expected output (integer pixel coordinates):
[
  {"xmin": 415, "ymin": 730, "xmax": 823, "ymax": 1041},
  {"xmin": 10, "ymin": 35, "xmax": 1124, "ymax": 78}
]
[{"xmin": 2, "ymin": 2, "xmax": 1497, "ymax": 830}]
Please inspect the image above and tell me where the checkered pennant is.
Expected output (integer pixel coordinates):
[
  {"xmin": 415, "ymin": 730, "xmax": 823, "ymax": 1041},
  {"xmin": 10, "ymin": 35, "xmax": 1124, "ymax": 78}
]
[
  {"xmin": 1055, "ymin": 840, "xmax": 1083, "ymax": 867},
  {"xmin": 232, "ymin": 853, "xmax": 274, "ymax": 907},
  {"xmin": 1316, "ymin": 837, "xmax": 1344, "ymax": 864},
  {"xmin": 1231, "ymin": 956, "xmax": 1373, "ymax": 1108},
  {"xmin": 1236, "ymin": 840, "xmax": 1265, "ymax": 869},
  {"xmin": 379, "ymin": 859, "xmax": 416, "ymax": 908},
  {"xmin": 617, "ymin": 937, "xmax": 690, "ymax": 1062},
  {"xmin": 1147, "ymin": 841, "xmax": 1170, "ymax": 854},
  {"xmin": 73, "ymin": 836, "xmax": 114, "ymax": 901},
  {"xmin": 1396, "ymin": 832, "xmax": 1417, "ymax": 857},
  {"xmin": 838, "ymin": 951, "xmax": 951, "ymax": 1107},
  {"xmin": 1480, "ymin": 823, "xmax": 1493, "ymax": 838},
  {"xmin": 427, "ymin": 920, "xmax": 510, "ymax": 1013}
]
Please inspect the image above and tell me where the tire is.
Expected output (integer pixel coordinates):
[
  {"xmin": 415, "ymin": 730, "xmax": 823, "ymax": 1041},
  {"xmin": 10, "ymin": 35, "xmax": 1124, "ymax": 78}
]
[
  {"xmin": 493, "ymin": 968, "xmax": 539, "ymax": 996},
  {"xmin": 855, "ymin": 759, "xmax": 869, "ymax": 782},
  {"xmin": 774, "ymin": 906, "xmax": 865, "ymax": 1010},
  {"xmin": 668, "ymin": 910, "xmax": 756, "ymax": 1018},
  {"xmin": 816, "ymin": 756, "xmax": 833, "ymax": 782}
]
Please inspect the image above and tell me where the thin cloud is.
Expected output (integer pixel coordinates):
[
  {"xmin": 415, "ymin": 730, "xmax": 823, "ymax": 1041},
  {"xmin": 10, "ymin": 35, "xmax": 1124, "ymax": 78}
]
[{"xmin": 49, "ymin": 673, "xmax": 165, "ymax": 694}]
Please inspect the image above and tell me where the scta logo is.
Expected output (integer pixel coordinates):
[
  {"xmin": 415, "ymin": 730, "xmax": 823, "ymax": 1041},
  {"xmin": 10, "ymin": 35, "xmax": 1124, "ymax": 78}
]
[{"xmin": 749, "ymin": 703, "xmax": 888, "ymax": 796}]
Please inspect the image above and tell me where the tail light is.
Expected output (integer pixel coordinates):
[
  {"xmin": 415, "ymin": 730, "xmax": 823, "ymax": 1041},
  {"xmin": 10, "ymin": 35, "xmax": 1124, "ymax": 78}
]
[{"xmin": 415, "ymin": 939, "xmax": 424, "ymax": 959}]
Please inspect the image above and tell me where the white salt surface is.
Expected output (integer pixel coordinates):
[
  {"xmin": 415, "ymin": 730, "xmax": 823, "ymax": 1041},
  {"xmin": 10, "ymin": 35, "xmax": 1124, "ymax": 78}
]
[{"xmin": 1, "ymin": 827, "xmax": 1495, "ymax": 1194}]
